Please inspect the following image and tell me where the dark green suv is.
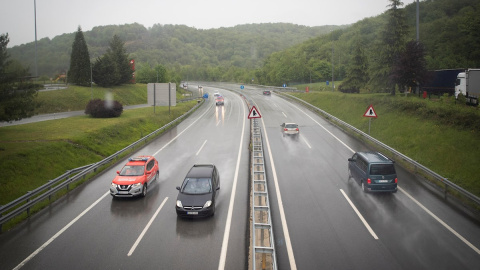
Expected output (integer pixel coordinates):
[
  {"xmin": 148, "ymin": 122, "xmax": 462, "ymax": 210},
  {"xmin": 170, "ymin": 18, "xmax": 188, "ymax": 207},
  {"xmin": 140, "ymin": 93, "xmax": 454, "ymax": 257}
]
[{"xmin": 348, "ymin": 152, "xmax": 398, "ymax": 193}]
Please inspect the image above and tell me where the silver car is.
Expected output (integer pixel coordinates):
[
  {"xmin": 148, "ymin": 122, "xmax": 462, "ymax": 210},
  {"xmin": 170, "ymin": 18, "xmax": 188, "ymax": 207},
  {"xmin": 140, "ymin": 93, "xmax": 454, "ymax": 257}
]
[{"xmin": 281, "ymin": 122, "xmax": 299, "ymax": 138}]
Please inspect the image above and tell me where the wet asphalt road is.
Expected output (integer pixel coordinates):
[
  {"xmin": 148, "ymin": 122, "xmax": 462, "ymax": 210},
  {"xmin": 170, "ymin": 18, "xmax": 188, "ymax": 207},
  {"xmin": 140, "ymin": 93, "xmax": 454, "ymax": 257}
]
[{"xmin": 0, "ymin": 84, "xmax": 479, "ymax": 269}]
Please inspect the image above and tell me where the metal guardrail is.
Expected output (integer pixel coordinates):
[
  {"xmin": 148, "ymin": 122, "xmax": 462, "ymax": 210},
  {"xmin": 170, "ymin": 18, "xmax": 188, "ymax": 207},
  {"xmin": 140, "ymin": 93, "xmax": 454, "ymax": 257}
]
[
  {"xmin": 277, "ymin": 92, "xmax": 480, "ymax": 211},
  {"xmin": 0, "ymin": 99, "xmax": 204, "ymax": 231},
  {"xmin": 251, "ymin": 118, "xmax": 277, "ymax": 270}
]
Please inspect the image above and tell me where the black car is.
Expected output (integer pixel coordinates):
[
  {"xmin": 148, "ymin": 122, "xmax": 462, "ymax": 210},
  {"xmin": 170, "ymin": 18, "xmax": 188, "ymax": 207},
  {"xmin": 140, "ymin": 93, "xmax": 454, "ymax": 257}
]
[
  {"xmin": 348, "ymin": 152, "xmax": 398, "ymax": 193},
  {"xmin": 263, "ymin": 90, "xmax": 271, "ymax": 95},
  {"xmin": 176, "ymin": 164, "xmax": 220, "ymax": 217}
]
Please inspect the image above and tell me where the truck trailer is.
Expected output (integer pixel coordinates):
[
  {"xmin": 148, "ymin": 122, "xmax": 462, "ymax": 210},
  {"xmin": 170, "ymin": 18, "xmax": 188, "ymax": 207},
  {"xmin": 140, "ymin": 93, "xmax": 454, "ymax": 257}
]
[
  {"xmin": 455, "ymin": 69, "xmax": 480, "ymax": 105},
  {"xmin": 421, "ymin": 69, "xmax": 464, "ymax": 96}
]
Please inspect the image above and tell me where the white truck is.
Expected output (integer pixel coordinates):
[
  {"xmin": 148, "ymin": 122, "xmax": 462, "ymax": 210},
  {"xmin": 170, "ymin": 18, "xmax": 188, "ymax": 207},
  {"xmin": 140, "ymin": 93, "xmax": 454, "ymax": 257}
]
[{"xmin": 455, "ymin": 69, "xmax": 480, "ymax": 105}]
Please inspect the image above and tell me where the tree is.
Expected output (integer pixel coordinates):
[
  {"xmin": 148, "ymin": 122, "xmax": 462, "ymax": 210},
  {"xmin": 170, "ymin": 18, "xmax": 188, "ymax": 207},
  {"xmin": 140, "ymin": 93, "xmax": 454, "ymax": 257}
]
[
  {"xmin": 0, "ymin": 33, "xmax": 38, "ymax": 122},
  {"xmin": 341, "ymin": 41, "xmax": 369, "ymax": 92},
  {"xmin": 92, "ymin": 35, "xmax": 133, "ymax": 87},
  {"xmin": 109, "ymin": 35, "xmax": 133, "ymax": 84},
  {"xmin": 369, "ymin": 0, "xmax": 408, "ymax": 94},
  {"xmin": 390, "ymin": 40, "xmax": 428, "ymax": 93},
  {"xmin": 68, "ymin": 26, "xmax": 91, "ymax": 86},
  {"xmin": 92, "ymin": 54, "xmax": 119, "ymax": 87}
]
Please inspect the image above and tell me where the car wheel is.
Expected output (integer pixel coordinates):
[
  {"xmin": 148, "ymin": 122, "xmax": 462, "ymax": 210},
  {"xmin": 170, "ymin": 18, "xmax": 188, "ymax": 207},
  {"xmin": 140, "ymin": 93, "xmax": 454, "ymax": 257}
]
[
  {"xmin": 211, "ymin": 203, "xmax": 216, "ymax": 217},
  {"xmin": 361, "ymin": 181, "xmax": 368, "ymax": 193},
  {"xmin": 141, "ymin": 184, "xmax": 147, "ymax": 197}
]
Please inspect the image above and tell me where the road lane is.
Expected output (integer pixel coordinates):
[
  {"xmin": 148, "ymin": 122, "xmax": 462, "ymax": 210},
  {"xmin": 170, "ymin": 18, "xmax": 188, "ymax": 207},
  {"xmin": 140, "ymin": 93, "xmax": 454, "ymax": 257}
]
[{"xmin": 1, "ymin": 87, "xmax": 250, "ymax": 270}]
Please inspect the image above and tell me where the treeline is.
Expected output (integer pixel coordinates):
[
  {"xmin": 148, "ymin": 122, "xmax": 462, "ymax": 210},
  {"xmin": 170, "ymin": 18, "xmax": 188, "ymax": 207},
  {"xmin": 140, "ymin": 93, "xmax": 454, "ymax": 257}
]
[
  {"xmin": 5, "ymin": 0, "xmax": 479, "ymax": 87},
  {"xmin": 7, "ymin": 23, "xmax": 343, "ymax": 82},
  {"xmin": 255, "ymin": 0, "xmax": 480, "ymax": 88}
]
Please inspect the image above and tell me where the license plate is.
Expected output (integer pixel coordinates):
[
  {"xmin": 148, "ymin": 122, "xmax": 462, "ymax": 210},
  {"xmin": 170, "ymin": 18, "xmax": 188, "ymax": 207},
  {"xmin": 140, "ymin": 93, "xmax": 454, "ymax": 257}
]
[
  {"xmin": 378, "ymin": 180, "xmax": 389, "ymax": 183},
  {"xmin": 119, "ymin": 191, "xmax": 128, "ymax": 194},
  {"xmin": 187, "ymin": 212, "xmax": 198, "ymax": 215}
]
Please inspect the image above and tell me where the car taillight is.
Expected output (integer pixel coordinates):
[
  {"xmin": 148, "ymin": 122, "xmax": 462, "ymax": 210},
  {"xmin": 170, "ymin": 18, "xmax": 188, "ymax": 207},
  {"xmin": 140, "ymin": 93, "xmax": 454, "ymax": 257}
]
[
  {"xmin": 295, "ymin": 128, "xmax": 299, "ymax": 131},
  {"xmin": 367, "ymin": 178, "xmax": 371, "ymax": 184},
  {"xmin": 395, "ymin": 178, "xmax": 398, "ymax": 183},
  {"xmin": 284, "ymin": 128, "xmax": 288, "ymax": 131}
]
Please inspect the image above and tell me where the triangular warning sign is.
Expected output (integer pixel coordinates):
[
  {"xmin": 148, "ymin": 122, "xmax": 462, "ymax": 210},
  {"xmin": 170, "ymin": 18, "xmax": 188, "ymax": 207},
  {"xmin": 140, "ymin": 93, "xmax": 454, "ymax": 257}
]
[
  {"xmin": 363, "ymin": 105, "xmax": 378, "ymax": 118},
  {"xmin": 248, "ymin": 106, "xmax": 262, "ymax": 119}
]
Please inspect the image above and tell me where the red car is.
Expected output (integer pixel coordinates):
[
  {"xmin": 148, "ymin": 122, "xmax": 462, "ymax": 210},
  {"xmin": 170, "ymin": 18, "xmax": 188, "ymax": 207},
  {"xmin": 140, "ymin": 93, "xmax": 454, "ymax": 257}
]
[{"xmin": 110, "ymin": 156, "xmax": 159, "ymax": 197}]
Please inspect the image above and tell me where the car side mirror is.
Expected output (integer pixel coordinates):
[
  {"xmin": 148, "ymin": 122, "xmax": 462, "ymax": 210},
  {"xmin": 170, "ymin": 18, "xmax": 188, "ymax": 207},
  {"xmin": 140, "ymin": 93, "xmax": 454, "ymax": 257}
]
[
  {"xmin": 176, "ymin": 186, "xmax": 180, "ymax": 191},
  {"xmin": 348, "ymin": 158, "xmax": 354, "ymax": 162},
  {"xmin": 216, "ymin": 187, "xmax": 220, "ymax": 190},
  {"xmin": 116, "ymin": 171, "xmax": 120, "ymax": 174}
]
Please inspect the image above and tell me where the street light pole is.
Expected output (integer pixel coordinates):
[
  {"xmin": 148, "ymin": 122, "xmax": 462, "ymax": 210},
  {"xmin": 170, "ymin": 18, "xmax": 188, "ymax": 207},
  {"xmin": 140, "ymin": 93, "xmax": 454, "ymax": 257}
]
[
  {"xmin": 332, "ymin": 43, "xmax": 335, "ymax": 91},
  {"xmin": 90, "ymin": 63, "xmax": 93, "ymax": 99}
]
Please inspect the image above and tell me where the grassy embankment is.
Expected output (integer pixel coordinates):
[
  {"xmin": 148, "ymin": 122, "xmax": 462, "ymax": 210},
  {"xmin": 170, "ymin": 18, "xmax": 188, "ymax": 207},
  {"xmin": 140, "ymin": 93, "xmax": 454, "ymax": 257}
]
[
  {"xmin": 292, "ymin": 83, "xmax": 480, "ymax": 198},
  {"xmin": 0, "ymin": 84, "xmax": 198, "ymax": 213}
]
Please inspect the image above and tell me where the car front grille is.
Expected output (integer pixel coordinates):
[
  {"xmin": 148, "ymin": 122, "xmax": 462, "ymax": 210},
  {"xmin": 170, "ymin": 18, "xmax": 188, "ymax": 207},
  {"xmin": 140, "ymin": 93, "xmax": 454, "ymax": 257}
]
[
  {"xmin": 183, "ymin": 206, "xmax": 203, "ymax": 210},
  {"xmin": 118, "ymin": 185, "xmax": 131, "ymax": 191}
]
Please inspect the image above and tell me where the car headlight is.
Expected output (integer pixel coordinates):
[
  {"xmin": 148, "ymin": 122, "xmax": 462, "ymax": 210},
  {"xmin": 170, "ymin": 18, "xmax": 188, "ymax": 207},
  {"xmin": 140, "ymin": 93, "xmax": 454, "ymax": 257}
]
[
  {"xmin": 132, "ymin": 183, "xmax": 142, "ymax": 187},
  {"xmin": 204, "ymin": 200, "xmax": 212, "ymax": 208},
  {"xmin": 111, "ymin": 183, "xmax": 117, "ymax": 188},
  {"xmin": 176, "ymin": 200, "xmax": 183, "ymax": 208}
]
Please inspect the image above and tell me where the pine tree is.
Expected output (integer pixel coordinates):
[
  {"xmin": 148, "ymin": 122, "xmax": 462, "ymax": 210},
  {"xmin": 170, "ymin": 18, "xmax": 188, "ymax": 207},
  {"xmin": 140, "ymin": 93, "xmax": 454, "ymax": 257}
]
[
  {"xmin": 109, "ymin": 35, "xmax": 132, "ymax": 84},
  {"xmin": 92, "ymin": 35, "xmax": 132, "ymax": 87},
  {"xmin": 369, "ymin": 0, "xmax": 408, "ymax": 95},
  {"xmin": 68, "ymin": 26, "xmax": 91, "ymax": 86},
  {"xmin": 341, "ymin": 40, "xmax": 369, "ymax": 92},
  {"xmin": 0, "ymin": 34, "xmax": 38, "ymax": 122}
]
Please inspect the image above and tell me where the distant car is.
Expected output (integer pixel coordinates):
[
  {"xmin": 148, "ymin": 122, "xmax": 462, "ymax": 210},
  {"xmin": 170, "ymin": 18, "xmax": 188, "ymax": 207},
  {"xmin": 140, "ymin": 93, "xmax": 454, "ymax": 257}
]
[
  {"xmin": 263, "ymin": 90, "xmax": 271, "ymax": 95},
  {"xmin": 110, "ymin": 156, "xmax": 159, "ymax": 197},
  {"xmin": 281, "ymin": 122, "xmax": 299, "ymax": 138},
  {"xmin": 214, "ymin": 91, "xmax": 221, "ymax": 97},
  {"xmin": 176, "ymin": 164, "xmax": 220, "ymax": 217},
  {"xmin": 348, "ymin": 152, "xmax": 398, "ymax": 193},
  {"xmin": 215, "ymin": 95, "xmax": 224, "ymax": 106}
]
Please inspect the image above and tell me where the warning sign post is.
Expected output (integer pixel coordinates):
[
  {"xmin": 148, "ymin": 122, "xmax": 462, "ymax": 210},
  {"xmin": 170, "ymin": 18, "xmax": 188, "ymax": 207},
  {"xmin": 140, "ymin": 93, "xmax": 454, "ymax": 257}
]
[
  {"xmin": 248, "ymin": 106, "xmax": 261, "ymax": 119},
  {"xmin": 363, "ymin": 105, "xmax": 377, "ymax": 135}
]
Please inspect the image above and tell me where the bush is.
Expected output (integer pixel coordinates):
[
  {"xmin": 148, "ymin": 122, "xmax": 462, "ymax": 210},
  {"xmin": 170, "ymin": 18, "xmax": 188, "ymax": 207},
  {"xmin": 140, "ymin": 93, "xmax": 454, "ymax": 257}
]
[
  {"xmin": 85, "ymin": 98, "xmax": 123, "ymax": 118},
  {"xmin": 338, "ymin": 84, "xmax": 359, "ymax": 93}
]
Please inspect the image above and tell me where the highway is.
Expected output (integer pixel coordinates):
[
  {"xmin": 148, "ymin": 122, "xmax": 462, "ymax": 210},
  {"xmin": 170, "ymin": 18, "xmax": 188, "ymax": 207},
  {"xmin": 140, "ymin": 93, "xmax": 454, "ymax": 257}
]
[{"xmin": 1, "ymin": 84, "xmax": 479, "ymax": 269}]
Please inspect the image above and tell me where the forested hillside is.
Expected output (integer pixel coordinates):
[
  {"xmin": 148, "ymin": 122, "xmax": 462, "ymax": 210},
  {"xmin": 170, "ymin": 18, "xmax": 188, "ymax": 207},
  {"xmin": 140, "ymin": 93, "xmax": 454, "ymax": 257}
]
[
  {"xmin": 256, "ymin": 0, "xmax": 480, "ymax": 87},
  {"xmin": 6, "ymin": 0, "xmax": 479, "ymax": 86},
  {"xmin": 7, "ymin": 23, "xmax": 343, "ymax": 81}
]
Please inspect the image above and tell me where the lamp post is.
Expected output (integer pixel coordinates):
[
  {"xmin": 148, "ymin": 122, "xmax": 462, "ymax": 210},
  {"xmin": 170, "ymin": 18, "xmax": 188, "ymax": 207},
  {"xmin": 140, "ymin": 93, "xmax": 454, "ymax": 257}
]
[{"xmin": 90, "ymin": 63, "xmax": 93, "ymax": 100}]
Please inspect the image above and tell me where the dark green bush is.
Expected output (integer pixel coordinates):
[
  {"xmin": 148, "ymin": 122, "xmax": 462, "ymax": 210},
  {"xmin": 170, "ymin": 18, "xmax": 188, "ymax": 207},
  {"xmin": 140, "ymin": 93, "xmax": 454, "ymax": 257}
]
[{"xmin": 85, "ymin": 98, "xmax": 123, "ymax": 118}]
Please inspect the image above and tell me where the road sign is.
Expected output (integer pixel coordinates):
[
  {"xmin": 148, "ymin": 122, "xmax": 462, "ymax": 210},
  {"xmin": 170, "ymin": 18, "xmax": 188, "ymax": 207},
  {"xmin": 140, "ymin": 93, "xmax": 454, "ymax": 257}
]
[
  {"xmin": 283, "ymin": 83, "xmax": 287, "ymax": 88},
  {"xmin": 248, "ymin": 106, "xmax": 261, "ymax": 119},
  {"xmin": 363, "ymin": 105, "xmax": 377, "ymax": 118},
  {"xmin": 240, "ymin": 85, "xmax": 244, "ymax": 89}
]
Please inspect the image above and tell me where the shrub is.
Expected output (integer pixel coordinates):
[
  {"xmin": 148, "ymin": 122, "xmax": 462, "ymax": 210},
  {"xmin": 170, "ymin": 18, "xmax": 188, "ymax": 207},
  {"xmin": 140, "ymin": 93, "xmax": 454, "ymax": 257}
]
[{"xmin": 85, "ymin": 98, "xmax": 123, "ymax": 118}]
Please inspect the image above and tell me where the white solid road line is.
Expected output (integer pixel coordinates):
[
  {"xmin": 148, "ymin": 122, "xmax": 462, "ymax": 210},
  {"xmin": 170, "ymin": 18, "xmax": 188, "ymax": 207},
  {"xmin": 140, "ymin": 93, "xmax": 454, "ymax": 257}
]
[
  {"xmin": 340, "ymin": 189, "xmax": 379, "ymax": 239},
  {"xmin": 128, "ymin": 197, "xmax": 168, "ymax": 256},
  {"xmin": 13, "ymin": 192, "xmax": 110, "ymax": 270},
  {"xmin": 218, "ymin": 93, "xmax": 246, "ymax": 270},
  {"xmin": 399, "ymin": 187, "xmax": 480, "ymax": 255}
]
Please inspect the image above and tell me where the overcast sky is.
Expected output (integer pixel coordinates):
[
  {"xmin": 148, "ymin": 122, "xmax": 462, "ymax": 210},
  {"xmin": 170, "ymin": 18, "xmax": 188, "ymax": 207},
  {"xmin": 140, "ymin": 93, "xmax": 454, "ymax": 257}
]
[{"xmin": 1, "ymin": 0, "xmax": 417, "ymax": 47}]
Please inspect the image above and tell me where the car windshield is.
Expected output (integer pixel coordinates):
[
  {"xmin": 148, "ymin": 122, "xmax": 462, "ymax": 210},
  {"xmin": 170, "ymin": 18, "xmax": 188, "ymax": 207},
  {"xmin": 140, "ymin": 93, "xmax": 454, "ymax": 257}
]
[
  {"xmin": 285, "ymin": 124, "xmax": 297, "ymax": 129},
  {"xmin": 181, "ymin": 178, "xmax": 212, "ymax": 194},
  {"xmin": 119, "ymin": 165, "xmax": 144, "ymax": 176},
  {"xmin": 370, "ymin": 164, "xmax": 395, "ymax": 175}
]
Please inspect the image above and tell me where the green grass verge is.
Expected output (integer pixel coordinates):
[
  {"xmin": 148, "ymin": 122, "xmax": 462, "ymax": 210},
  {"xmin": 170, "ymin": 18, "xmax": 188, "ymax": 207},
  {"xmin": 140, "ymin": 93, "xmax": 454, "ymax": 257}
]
[
  {"xmin": 287, "ymin": 89, "xmax": 480, "ymax": 198},
  {"xmin": 0, "ymin": 101, "xmax": 198, "ymax": 206}
]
